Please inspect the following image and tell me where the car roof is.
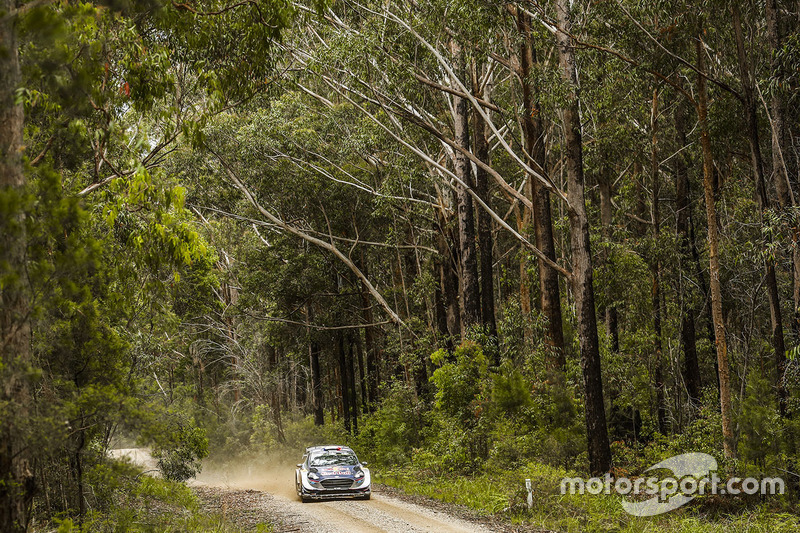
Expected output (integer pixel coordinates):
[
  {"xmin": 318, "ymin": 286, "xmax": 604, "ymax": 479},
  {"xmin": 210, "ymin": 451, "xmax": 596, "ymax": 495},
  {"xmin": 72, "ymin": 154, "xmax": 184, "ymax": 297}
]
[{"xmin": 305, "ymin": 445, "xmax": 354, "ymax": 453}]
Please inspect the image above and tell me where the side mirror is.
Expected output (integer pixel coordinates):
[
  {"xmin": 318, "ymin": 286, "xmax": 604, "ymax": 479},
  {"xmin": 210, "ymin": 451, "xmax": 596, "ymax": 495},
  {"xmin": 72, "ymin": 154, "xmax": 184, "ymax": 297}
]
[
  {"xmin": 296, "ymin": 464, "xmax": 303, "ymax": 468},
  {"xmin": 361, "ymin": 462, "xmax": 368, "ymax": 466}
]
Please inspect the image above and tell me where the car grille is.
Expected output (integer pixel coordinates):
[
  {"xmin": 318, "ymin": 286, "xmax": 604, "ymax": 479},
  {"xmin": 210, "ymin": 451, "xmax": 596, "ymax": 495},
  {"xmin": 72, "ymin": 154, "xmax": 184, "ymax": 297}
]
[{"xmin": 320, "ymin": 478, "xmax": 353, "ymax": 489}]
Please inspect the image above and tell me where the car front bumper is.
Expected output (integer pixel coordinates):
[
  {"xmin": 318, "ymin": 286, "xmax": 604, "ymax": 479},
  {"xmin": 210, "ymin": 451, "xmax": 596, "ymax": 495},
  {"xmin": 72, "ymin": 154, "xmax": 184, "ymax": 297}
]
[
  {"xmin": 299, "ymin": 470, "xmax": 371, "ymax": 499},
  {"xmin": 300, "ymin": 486, "xmax": 371, "ymax": 499}
]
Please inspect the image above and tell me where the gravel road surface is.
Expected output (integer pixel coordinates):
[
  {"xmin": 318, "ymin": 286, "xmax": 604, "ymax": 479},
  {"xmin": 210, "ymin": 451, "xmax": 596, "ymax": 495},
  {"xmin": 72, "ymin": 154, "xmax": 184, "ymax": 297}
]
[
  {"xmin": 193, "ymin": 463, "xmax": 498, "ymax": 533},
  {"xmin": 110, "ymin": 448, "xmax": 501, "ymax": 532}
]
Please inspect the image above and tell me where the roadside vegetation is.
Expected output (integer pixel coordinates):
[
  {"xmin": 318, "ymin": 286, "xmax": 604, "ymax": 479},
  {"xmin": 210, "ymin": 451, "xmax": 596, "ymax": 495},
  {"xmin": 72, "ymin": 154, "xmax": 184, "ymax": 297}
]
[{"xmin": 44, "ymin": 461, "xmax": 271, "ymax": 533}]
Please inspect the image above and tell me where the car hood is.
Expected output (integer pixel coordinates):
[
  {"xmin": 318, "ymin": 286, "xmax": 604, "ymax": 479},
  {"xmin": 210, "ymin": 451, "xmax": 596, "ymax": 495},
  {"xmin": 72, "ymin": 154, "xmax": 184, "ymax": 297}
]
[{"xmin": 311, "ymin": 465, "xmax": 361, "ymax": 477}]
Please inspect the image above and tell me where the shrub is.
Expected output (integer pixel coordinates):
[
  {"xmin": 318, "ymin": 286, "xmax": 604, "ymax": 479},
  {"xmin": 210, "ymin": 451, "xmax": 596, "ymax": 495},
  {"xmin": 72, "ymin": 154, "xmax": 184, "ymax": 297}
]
[
  {"xmin": 152, "ymin": 420, "xmax": 209, "ymax": 482},
  {"xmin": 355, "ymin": 382, "xmax": 426, "ymax": 465}
]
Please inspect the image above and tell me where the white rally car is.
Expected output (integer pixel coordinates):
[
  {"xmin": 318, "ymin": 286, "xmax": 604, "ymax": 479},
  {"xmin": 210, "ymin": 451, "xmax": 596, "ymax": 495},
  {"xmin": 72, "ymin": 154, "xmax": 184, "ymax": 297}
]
[{"xmin": 295, "ymin": 445, "xmax": 371, "ymax": 502}]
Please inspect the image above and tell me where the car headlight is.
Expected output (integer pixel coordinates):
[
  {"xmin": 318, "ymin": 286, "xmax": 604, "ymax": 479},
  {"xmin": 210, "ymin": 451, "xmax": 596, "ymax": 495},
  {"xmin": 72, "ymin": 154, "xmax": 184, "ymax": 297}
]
[
  {"xmin": 308, "ymin": 472, "xmax": 320, "ymax": 480},
  {"xmin": 354, "ymin": 469, "xmax": 364, "ymax": 479}
]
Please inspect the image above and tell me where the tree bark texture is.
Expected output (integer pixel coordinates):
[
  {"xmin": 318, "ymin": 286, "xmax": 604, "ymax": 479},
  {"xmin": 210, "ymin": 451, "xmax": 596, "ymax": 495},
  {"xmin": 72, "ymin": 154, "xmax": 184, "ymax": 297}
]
[
  {"xmin": 451, "ymin": 41, "xmax": 481, "ymax": 331},
  {"xmin": 650, "ymin": 87, "xmax": 667, "ymax": 435},
  {"xmin": 337, "ymin": 333, "xmax": 351, "ymax": 433},
  {"xmin": 310, "ymin": 341, "xmax": 324, "ymax": 425},
  {"xmin": 436, "ymin": 212, "xmax": 461, "ymax": 342},
  {"xmin": 765, "ymin": 0, "xmax": 800, "ymax": 339},
  {"xmin": 358, "ymin": 255, "xmax": 379, "ymax": 410},
  {"xmin": 598, "ymin": 172, "xmax": 619, "ymax": 354},
  {"xmin": 347, "ymin": 334, "xmax": 359, "ymax": 434},
  {"xmin": 555, "ymin": 0, "xmax": 611, "ymax": 475},
  {"xmin": 674, "ymin": 96, "xmax": 702, "ymax": 403},
  {"xmin": 518, "ymin": 9, "xmax": 565, "ymax": 368},
  {"xmin": 696, "ymin": 37, "xmax": 736, "ymax": 460},
  {"xmin": 733, "ymin": 7, "xmax": 787, "ymax": 414},
  {"xmin": 472, "ymin": 62, "xmax": 498, "ymax": 342},
  {"xmin": 1, "ymin": 2, "xmax": 35, "ymax": 529}
]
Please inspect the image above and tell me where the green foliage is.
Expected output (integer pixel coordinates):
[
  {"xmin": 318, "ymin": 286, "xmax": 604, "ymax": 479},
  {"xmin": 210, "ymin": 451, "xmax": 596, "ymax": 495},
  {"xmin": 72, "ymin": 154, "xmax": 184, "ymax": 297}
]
[
  {"xmin": 354, "ymin": 382, "xmax": 426, "ymax": 465},
  {"xmin": 10, "ymin": 0, "xmax": 800, "ymax": 529},
  {"xmin": 151, "ymin": 418, "xmax": 209, "ymax": 482},
  {"xmin": 430, "ymin": 341, "xmax": 489, "ymax": 423},
  {"xmin": 491, "ymin": 365, "xmax": 533, "ymax": 415},
  {"xmin": 737, "ymin": 376, "xmax": 781, "ymax": 470},
  {"xmin": 53, "ymin": 457, "xmax": 261, "ymax": 532}
]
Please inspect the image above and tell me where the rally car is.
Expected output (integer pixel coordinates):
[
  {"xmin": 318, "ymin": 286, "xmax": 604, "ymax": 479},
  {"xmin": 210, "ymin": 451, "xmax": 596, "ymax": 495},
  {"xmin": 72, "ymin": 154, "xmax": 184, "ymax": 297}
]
[{"xmin": 295, "ymin": 445, "xmax": 371, "ymax": 502}]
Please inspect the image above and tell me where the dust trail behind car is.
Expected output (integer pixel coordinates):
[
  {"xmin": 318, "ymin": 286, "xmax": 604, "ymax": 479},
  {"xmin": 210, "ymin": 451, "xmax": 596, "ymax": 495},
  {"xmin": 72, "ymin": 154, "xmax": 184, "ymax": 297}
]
[{"xmin": 194, "ymin": 459, "xmax": 497, "ymax": 533}]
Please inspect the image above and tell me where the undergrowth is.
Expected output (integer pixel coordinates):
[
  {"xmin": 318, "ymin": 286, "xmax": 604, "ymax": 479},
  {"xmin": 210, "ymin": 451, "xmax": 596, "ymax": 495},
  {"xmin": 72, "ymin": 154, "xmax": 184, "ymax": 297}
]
[
  {"xmin": 34, "ymin": 459, "xmax": 272, "ymax": 533},
  {"xmin": 375, "ymin": 462, "xmax": 800, "ymax": 533}
]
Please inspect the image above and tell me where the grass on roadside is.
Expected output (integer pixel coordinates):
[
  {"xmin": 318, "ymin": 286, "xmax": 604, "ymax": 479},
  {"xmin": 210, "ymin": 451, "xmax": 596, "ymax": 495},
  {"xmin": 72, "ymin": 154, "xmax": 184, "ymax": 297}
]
[{"xmin": 375, "ymin": 462, "xmax": 800, "ymax": 533}]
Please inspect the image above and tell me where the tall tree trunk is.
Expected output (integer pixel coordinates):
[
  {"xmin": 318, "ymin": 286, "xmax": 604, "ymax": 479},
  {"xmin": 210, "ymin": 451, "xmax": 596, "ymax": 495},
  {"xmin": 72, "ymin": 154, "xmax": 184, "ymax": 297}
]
[
  {"xmin": 434, "ymin": 268, "xmax": 452, "ymax": 346},
  {"xmin": 650, "ymin": 88, "xmax": 668, "ymax": 435},
  {"xmin": 355, "ymin": 332, "xmax": 368, "ymax": 414},
  {"xmin": 765, "ymin": 0, "xmax": 800, "ymax": 338},
  {"xmin": 733, "ymin": 7, "xmax": 787, "ymax": 414},
  {"xmin": 472, "ymin": 62, "xmax": 498, "ymax": 344},
  {"xmin": 437, "ymin": 208, "xmax": 462, "ymax": 341},
  {"xmin": 0, "ymin": 2, "xmax": 35, "ymax": 529},
  {"xmin": 451, "ymin": 41, "xmax": 481, "ymax": 331},
  {"xmin": 518, "ymin": 9, "xmax": 566, "ymax": 368},
  {"xmin": 555, "ymin": 0, "xmax": 611, "ymax": 475},
  {"xmin": 766, "ymin": 0, "xmax": 793, "ymax": 209},
  {"xmin": 696, "ymin": 37, "xmax": 736, "ymax": 460},
  {"xmin": 268, "ymin": 346, "xmax": 285, "ymax": 443},
  {"xmin": 337, "ymin": 332, "xmax": 351, "ymax": 434},
  {"xmin": 310, "ymin": 340, "xmax": 324, "ymax": 425},
  {"xmin": 347, "ymin": 334, "xmax": 358, "ymax": 434},
  {"xmin": 358, "ymin": 254, "xmax": 379, "ymax": 411},
  {"xmin": 598, "ymin": 171, "xmax": 619, "ymax": 353},
  {"xmin": 674, "ymin": 95, "xmax": 702, "ymax": 404}
]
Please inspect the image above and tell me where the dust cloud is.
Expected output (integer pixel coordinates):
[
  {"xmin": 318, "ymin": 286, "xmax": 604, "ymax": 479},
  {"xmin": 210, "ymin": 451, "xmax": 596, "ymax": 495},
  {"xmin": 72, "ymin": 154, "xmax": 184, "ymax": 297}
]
[{"xmin": 193, "ymin": 455, "xmax": 298, "ymax": 499}]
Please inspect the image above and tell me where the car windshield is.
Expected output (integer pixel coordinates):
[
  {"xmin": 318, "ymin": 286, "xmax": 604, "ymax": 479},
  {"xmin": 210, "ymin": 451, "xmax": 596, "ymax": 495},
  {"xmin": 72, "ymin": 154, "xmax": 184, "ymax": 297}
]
[{"xmin": 309, "ymin": 450, "xmax": 358, "ymax": 467}]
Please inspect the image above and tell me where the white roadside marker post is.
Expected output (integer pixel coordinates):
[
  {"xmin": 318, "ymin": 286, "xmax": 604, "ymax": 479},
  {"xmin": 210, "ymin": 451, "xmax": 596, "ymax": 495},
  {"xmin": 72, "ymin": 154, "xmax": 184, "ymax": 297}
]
[{"xmin": 526, "ymin": 478, "xmax": 533, "ymax": 509}]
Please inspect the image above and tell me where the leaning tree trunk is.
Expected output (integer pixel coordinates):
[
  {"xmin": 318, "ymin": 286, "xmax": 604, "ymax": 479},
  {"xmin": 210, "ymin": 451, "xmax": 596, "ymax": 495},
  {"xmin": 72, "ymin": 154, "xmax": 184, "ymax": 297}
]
[
  {"xmin": 451, "ymin": 40, "xmax": 481, "ymax": 331},
  {"xmin": 696, "ymin": 37, "xmax": 736, "ymax": 460},
  {"xmin": 733, "ymin": 7, "xmax": 787, "ymax": 414},
  {"xmin": 674, "ymin": 95, "xmax": 702, "ymax": 404},
  {"xmin": 1, "ymin": 2, "xmax": 35, "ymax": 530},
  {"xmin": 555, "ymin": 0, "xmax": 611, "ymax": 475},
  {"xmin": 518, "ymin": 9, "xmax": 566, "ymax": 368}
]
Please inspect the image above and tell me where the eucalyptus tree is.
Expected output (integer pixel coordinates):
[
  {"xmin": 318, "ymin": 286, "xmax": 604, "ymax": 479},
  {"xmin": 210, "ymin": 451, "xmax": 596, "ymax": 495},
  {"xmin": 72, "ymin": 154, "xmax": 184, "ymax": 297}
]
[
  {"xmin": 551, "ymin": 0, "xmax": 612, "ymax": 474},
  {"xmin": 510, "ymin": 4, "xmax": 565, "ymax": 366},
  {"xmin": 280, "ymin": 0, "xmax": 615, "ymax": 472},
  {"xmin": 1, "ymin": 0, "xmax": 33, "ymax": 528},
  {"xmin": 2, "ymin": 0, "xmax": 311, "ymax": 527}
]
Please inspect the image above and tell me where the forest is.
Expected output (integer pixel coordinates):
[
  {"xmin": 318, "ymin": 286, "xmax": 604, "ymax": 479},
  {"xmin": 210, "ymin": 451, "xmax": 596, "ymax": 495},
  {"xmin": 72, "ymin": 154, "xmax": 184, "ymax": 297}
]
[{"xmin": 3, "ymin": 0, "xmax": 800, "ymax": 531}]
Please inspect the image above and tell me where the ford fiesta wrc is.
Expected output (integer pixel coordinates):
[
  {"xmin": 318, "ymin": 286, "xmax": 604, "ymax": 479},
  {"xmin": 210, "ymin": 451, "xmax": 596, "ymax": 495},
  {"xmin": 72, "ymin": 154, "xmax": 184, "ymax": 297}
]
[{"xmin": 295, "ymin": 445, "xmax": 371, "ymax": 502}]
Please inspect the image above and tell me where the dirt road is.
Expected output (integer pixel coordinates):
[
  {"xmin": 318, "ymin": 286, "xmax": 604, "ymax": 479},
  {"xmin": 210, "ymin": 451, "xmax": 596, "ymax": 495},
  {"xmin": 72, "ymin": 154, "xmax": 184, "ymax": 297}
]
[{"xmin": 193, "ymin": 462, "xmax": 498, "ymax": 533}]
